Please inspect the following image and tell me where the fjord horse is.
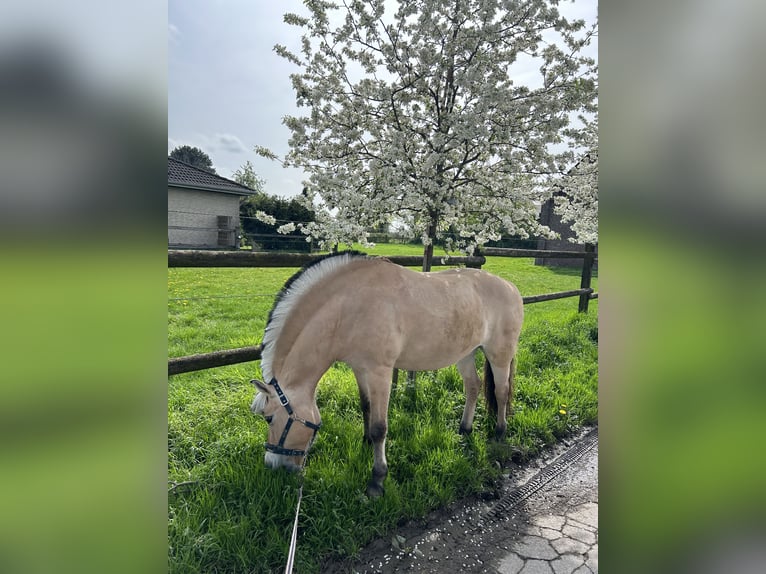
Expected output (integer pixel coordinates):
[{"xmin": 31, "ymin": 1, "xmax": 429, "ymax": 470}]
[{"xmin": 251, "ymin": 251, "xmax": 523, "ymax": 497}]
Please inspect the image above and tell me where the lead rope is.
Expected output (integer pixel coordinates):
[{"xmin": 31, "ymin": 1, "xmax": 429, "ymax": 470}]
[
  {"xmin": 284, "ymin": 482, "xmax": 303, "ymax": 574},
  {"xmin": 284, "ymin": 437, "xmax": 313, "ymax": 574}
]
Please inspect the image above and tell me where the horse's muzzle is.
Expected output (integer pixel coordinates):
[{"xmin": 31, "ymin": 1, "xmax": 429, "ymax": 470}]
[{"xmin": 264, "ymin": 451, "xmax": 301, "ymax": 473}]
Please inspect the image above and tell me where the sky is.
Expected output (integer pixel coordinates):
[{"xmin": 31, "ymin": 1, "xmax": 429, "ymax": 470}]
[{"xmin": 168, "ymin": 0, "xmax": 597, "ymax": 198}]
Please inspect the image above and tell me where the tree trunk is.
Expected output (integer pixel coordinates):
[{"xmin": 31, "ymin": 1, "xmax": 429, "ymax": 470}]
[
  {"xmin": 422, "ymin": 242, "xmax": 434, "ymax": 272},
  {"xmin": 422, "ymin": 214, "xmax": 438, "ymax": 272}
]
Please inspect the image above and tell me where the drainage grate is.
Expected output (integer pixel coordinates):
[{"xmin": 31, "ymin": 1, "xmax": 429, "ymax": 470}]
[{"xmin": 483, "ymin": 427, "xmax": 598, "ymax": 522}]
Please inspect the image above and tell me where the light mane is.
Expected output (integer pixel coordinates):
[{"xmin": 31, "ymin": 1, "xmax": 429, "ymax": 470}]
[{"xmin": 259, "ymin": 251, "xmax": 368, "ymax": 382}]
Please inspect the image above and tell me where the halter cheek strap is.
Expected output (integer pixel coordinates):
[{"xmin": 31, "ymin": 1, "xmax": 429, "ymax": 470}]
[{"xmin": 253, "ymin": 378, "xmax": 321, "ymax": 458}]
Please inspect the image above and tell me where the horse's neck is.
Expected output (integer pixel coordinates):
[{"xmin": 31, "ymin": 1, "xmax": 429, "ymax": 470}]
[{"xmin": 272, "ymin": 298, "xmax": 339, "ymax": 399}]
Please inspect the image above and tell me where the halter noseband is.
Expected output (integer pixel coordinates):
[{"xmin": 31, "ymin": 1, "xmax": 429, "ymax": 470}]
[{"xmin": 254, "ymin": 378, "xmax": 321, "ymax": 458}]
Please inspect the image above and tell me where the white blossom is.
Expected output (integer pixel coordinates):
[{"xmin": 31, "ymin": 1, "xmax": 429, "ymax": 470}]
[
  {"xmin": 277, "ymin": 222, "xmax": 297, "ymax": 234},
  {"xmin": 253, "ymin": 211, "xmax": 276, "ymax": 225},
  {"xmin": 260, "ymin": 0, "xmax": 598, "ymax": 258}
]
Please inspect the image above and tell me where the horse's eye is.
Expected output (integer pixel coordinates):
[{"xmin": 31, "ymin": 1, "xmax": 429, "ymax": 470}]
[{"xmin": 264, "ymin": 415, "xmax": 273, "ymax": 424}]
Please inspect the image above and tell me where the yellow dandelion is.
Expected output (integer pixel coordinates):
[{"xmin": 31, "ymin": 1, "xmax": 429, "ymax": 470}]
[{"xmin": 559, "ymin": 409, "xmax": 567, "ymax": 415}]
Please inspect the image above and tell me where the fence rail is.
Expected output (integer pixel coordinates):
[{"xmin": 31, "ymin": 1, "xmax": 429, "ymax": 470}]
[
  {"xmin": 169, "ymin": 345, "xmax": 262, "ymax": 376},
  {"xmin": 168, "ymin": 246, "xmax": 597, "ymax": 376},
  {"xmin": 523, "ymin": 287, "xmax": 595, "ymax": 305},
  {"xmin": 481, "ymin": 246, "xmax": 597, "ymax": 260},
  {"xmin": 168, "ymin": 250, "xmax": 485, "ymax": 269}
]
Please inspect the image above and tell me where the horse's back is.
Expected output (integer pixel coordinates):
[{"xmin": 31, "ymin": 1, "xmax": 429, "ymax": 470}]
[{"xmin": 338, "ymin": 260, "xmax": 521, "ymax": 371}]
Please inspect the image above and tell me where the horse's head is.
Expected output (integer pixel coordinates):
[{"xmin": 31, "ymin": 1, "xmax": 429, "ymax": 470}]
[{"xmin": 250, "ymin": 378, "xmax": 321, "ymax": 472}]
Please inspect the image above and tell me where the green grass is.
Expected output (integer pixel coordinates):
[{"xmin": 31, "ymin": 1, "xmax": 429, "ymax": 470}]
[{"xmin": 168, "ymin": 244, "xmax": 598, "ymax": 573}]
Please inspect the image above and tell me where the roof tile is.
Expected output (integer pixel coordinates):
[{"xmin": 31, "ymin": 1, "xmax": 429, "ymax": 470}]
[{"xmin": 168, "ymin": 157, "xmax": 255, "ymax": 195}]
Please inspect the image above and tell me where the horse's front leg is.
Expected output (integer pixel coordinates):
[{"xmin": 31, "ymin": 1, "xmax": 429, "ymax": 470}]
[
  {"xmin": 367, "ymin": 418, "xmax": 388, "ymax": 498},
  {"xmin": 355, "ymin": 366, "xmax": 393, "ymax": 497}
]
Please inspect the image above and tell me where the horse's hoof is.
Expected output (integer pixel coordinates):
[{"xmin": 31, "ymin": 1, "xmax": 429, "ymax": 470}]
[
  {"xmin": 458, "ymin": 424, "xmax": 472, "ymax": 435},
  {"xmin": 366, "ymin": 482, "xmax": 385, "ymax": 498}
]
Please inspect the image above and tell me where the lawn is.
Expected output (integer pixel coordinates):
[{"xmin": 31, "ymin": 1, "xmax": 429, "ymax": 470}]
[{"xmin": 168, "ymin": 244, "xmax": 598, "ymax": 573}]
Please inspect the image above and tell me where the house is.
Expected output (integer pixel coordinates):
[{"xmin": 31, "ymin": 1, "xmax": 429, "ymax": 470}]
[
  {"xmin": 535, "ymin": 194, "xmax": 595, "ymax": 268},
  {"xmin": 535, "ymin": 152, "xmax": 598, "ymax": 268},
  {"xmin": 168, "ymin": 157, "xmax": 256, "ymax": 249}
]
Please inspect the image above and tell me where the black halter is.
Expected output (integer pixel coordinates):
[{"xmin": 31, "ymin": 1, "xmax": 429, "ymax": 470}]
[{"xmin": 254, "ymin": 377, "xmax": 321, "ymax": 458}]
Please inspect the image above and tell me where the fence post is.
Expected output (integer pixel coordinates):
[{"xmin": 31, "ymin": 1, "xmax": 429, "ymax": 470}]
[
  {"xmin": 468, "ymin": 247, "xmax": 483, "ymax": 269},
  {"xmin": 578, "ymin": 243, "xmax": 596, "ymax": 313}
]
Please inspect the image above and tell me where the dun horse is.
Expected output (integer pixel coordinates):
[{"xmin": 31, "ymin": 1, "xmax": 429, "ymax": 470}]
[{"xmin": 251, "ymin": 251, "xmax": 523, "ymax": 497}]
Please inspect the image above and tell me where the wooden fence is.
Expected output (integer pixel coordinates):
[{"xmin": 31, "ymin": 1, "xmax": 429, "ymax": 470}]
[
  {"xmin": 481, "ymin": 243, "xmax": 597, "ymax": 313},
  {"xmin": 168, "ymin": 247, "xmax": 597, "ymax": 376}
]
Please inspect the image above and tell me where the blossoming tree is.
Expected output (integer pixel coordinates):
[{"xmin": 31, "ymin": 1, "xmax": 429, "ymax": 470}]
[{"xmin": 258, "ymin": 0, "xmax": 597, "ymax": 269}]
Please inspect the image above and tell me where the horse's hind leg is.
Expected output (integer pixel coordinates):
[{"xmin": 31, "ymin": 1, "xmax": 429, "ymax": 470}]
[
  {"xmin": 457, "ymin": 352, "xmax": 481, "ymax": 435},
  {"xmin": 354, "ymin": 365, "xmax": 393, "ymax": 497},
  {"xmin": 484, "ymin": 349, "xmax": 516, "ymax": 440}
]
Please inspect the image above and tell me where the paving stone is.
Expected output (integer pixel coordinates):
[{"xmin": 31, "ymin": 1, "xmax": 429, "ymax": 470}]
[
  {"xmin": 551, "ymin": 553, "xmax": 585, "ymax": 574},
  {"xmin": 562, "ymin": 524, "xmax": 597, "ymax": 545},
  {"xmin": 551, "ymin": 537, "xmax": 590, "ymax": 556},
  {"xmin": 567, "ymin": 503, "xmax": 598, "ymax": 529},
  {"xmin": 532, "ymin": 515, "xmax": 566, "ymax": 531},
  {"xmin": 572, "ymin": 565, "xmax": 593, "ymax": 574},
  {"xmin": 585, "ymin": 544, "xmax": 598, "ymax": 572},
  {"xmin": 539, "ymin": 527, "xmax": 562, "ymax": 541},
  {"xmin": 566, "ymin": 518, "xmax": 596, "ymax": 533},
  {"xmin": 512, "ymin": 535, "xmax": 558, "ymax": 560},
  {"xmin": 497, "ymin": 553, "xmax": 525, "ymax": 574},
  {"xmin": 520, "ymin": 559, "xmax": 554, "ymax": 574}
]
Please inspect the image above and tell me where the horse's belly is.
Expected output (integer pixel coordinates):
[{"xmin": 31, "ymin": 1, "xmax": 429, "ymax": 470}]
[{"xmin": 394, "ymin": 336, "xmax": 481, "ymax": 371}]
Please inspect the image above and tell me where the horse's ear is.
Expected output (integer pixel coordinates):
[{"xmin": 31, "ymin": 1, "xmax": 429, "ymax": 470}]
[{"xmin": 251, "ymin": 379, "xmax": 270, "ymax": 394}]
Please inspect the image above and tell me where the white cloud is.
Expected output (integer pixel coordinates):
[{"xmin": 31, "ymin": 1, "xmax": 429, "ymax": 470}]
[{"xmin": 215, "ymin": 133, "xmax": 248, "ymax": 154}]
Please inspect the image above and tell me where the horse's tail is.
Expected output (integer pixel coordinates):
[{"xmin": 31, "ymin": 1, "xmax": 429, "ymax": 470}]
[{"xmin": 484, "ymin": 358, "xmax": 498, "ymax": 416}]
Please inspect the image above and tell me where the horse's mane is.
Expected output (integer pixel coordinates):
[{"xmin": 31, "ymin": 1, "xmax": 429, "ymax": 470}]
[{"xmin": 259, "ymin": 250, "xmax": 370, "ymax": 382}]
